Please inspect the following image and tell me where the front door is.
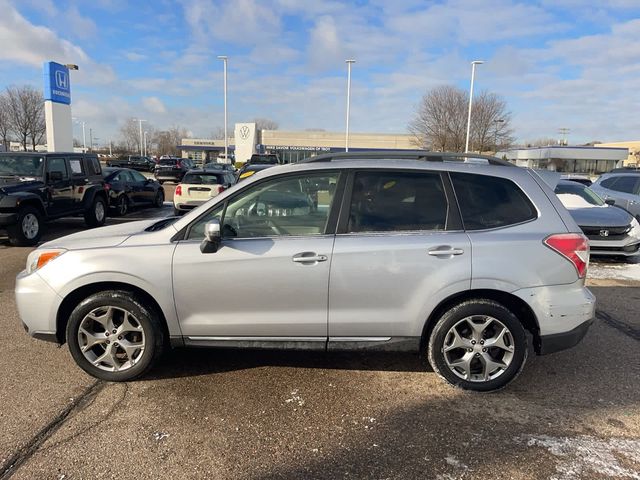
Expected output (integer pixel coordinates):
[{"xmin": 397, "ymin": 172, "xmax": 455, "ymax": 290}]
[
  {"xmin": 45, "ymin": 156, "xmax": 73, "ymax": 215},
  {"xmin": 328, "ymin": 170, "xmax": 471, "ymax": 343},
  {"xmin": 172, "ymin": 171, "xmax": 342, "ymax": 343}
]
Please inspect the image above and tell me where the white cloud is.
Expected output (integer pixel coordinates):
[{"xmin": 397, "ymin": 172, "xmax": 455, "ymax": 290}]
[
  {"xmin": 0, "ymin": 1, "xmax": 89, "ymax": 67},
  {"xmin": 142, "ymin": 97, "xmax": 167, "ymax": 114},
  {"xmin": 124, "ymin": 52, "xmax": 148, "ymax": 62}
]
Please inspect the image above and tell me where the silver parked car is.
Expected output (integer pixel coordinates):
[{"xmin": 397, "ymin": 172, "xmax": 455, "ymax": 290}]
[
  {"xmin": 15, "ymin": 152, "xmax": 595, "ymax": 392},
  {"xmin": 590, "ymin": 172, "xmax": 640, "ymax": 220},
  {"xmin": 555, "ymin": 180, "xmax": 640, "ymax": 257}
]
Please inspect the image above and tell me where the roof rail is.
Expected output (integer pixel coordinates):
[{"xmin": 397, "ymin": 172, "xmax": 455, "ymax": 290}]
[{"xmin": 300, "ymin": 150, "xmax": 514, "ymax": 167}]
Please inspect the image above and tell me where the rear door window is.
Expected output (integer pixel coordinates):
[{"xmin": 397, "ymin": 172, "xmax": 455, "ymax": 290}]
[
  {"xmin": 609, "ymin": 176, "xmax": 640, "ymax": 194},
  {"xmin": 450, "ymin": 172, "xmax": 537, "ymax": 230},
  {"xmin": 347, "ymin": 171, "xmax": 448, "ymax": 232}
]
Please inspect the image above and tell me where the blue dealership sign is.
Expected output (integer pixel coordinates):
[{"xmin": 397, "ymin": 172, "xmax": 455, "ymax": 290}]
[{"xmin": 43, "ymin": 62, "xmax": 71, "ymax": 105}]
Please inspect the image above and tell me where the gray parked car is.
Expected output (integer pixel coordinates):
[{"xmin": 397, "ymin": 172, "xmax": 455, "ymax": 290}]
[
  {"xmin": 15, "ymin": 152, "xmax": 595, "ymax": 391},
  {"xmin": 555, "ymin": 180, "xmax": 640, "ymax": 257},
  {"xmin": 590, "ymin": 172, "xmax": 640, "ymax": 220}
]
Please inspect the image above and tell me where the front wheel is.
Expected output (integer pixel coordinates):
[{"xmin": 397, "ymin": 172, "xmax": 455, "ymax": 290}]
[
  {"xmin": 115, "ymin": 195, "xmax": 129, "ymax": 216},
  {"xmin": 84, "ymin": 196, "xmax": 107, "ymax": 227},
  {"xmin": 66, "ymin": 290, "xmax": 166, "ymax": 381},
  {"xmin": 427, "ymin": 299, "xmax": 527, "ymax": 392},
  {"xmin": 7, "ymin": 206, "xmax": 44, "ymax": 246}
]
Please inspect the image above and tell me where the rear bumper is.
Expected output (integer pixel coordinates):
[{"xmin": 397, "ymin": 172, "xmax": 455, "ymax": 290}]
[
  {"xmin": 174, "ymin": 199, "xmax": 208, "ymax": 211},
  {"xmin": 538, "ymin": 318, "xmax": 593, "ymax": 355},
  {"xmin": 513, "ymin": 280, "xmax": 595, "ymax": 338}
]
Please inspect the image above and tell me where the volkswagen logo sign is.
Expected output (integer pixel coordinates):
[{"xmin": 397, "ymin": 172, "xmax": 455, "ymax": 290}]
[
  {"xmin": 599, "ymin": 229, "xmax": 609, "ymax": 237},
  {"xmin": 239, "ymin": 126, "xmax": 251, "ymax": 140}
]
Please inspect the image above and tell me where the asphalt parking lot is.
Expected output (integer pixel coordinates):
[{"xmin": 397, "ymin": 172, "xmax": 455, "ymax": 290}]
[{"xmin": 0, "ymin": 184, "xmax": 638, "ymax": 479}]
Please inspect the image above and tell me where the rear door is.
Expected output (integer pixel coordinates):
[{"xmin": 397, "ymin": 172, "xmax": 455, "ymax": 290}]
[
  {"xmin": 598, "ymin": 175, "xmax": 640, "ymax": 217},
  {"xmin": 328, "ymin": 170, "xmax": 471, "ymax": 345}
]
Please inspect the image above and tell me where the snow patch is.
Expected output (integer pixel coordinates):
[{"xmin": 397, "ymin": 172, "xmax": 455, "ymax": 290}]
[
  {"xmin": 519, "ymin": 434, "xmax": 640, "ymax": 479},
  {"xmin": 588, "ymin": 262, "xmax": 640, "ymax": 282}
]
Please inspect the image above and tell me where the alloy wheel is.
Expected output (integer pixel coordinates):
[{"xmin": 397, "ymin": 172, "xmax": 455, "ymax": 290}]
[
  {"xmin": 77, "ymin": 306, "xmax": 145, "ymax": 372},
  {"xmin": 95, "ymin": 200, "xmax": 105, "ymax": 222},
  {"xmin": 442, "ymin": 315, "xmax": 515, "ymax": 382},
  {"xmin": 21, "ymin": 213, "xmax": 39, "ymax": 240}
]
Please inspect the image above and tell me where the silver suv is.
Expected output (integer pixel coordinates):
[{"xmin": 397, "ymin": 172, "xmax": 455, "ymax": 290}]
[{"xmin": 15, "ymin": 152, "xmax": 595, "ymax": 391}]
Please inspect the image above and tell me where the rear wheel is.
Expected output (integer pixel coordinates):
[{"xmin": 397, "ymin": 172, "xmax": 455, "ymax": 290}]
[
  {"xmin": 153, "ymin": 189, "xmax": 164, "ymax": 208},
  {"xmin": 66, "ymin": 290, "xmax": 166, "ymax": 381},
  {"xmin": 84, "ymin": 195, "xmax": 107, "ymax": 227},
  {"xmin": 7, "ymin": 206, "xmax": 43, "ymax": 246},
  {"xmin": 427, "ymin": 299, "xmax": 527, "ymax": 392}
]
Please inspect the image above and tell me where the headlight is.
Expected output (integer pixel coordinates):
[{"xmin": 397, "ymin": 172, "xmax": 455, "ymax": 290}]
[
  {"xmin": 26, "ymin": 249, "xmax": 66, "ymax": 274},
  {"xmin": 630, "ymin": 217, "xmax": 640, "ymax": 238}
]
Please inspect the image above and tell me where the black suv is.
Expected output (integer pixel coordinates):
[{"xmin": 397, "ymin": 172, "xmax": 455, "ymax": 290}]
[
  {"xmin": 154, "ymin": 158, "xmax": 194, "ymax": 184},
  {"xmin": 107, "ymin": 155, "xmax": 155, "ymax": 172},
  {"xmin": 0, "ymin": 152, "xmax": 108, "ymax": 245}
]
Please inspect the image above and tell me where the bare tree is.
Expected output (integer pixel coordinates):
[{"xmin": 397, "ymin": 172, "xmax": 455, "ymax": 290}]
[
  {"xmin": 0, "ymin": 92, "xmax": 12, "ymax": 151},
  {"xmin": 119, "ymin": 118, "xmax": 143, "ymax": 153},
  {"xmin": 408, "ymin": 85, "xmax": 467, "ymax": 152},
  {"xmin": 469, "ymin": 91, "xmax": 514, "ymax": 153},
  {"xmin": 210, "ymin": 126, "xmax": 225, "ymax": 140},
  {"xmin": 523, "ymin": 137, "xmax": 559, "ymax": 148},
  {"xmin": 408, "ymin": 85, "xmax": 514, "ymax": 153},
  {"xmin": 252, "ymin": 117, "xmax": 279, "ymax": 131},
  {"xmin": 153, "ymin": 126, "xmax": 190, "ymax": 156},
  {"xmin": 5, "ymin": 85, "xmax": 45, "ymax": 151}
]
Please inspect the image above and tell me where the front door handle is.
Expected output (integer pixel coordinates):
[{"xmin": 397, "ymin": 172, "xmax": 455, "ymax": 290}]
[
  {"xmin": 292, "ymin": 252, "xmax": 328, "ymax": 263},
  {"xmin": 428, "ymin": 247, "xmax": 464, "ymax": 256}
]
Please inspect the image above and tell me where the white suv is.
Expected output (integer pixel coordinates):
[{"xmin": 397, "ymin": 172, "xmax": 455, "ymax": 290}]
[{"xmin": 15, "ymin": 152, "xmax": 595, "ymax": 391}]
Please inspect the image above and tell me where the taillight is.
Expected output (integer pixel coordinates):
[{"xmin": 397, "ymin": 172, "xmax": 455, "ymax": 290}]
[
  {"xmin": 216, "ymin": 185, "xmax": 225, "ymax": 194},
  {"xmin": 175, "ymin": 185, "xmax": 182, "ymax": 196},
  {"xmin": 104, "ymin": 183, "xmax": 111, "ymax": 191},
  {"xmin": 544, "ymin": 233, "xmax": 589, "ymax": 278}
]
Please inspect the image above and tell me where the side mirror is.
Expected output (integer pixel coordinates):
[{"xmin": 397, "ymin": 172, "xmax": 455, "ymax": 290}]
[
  {"xmin": 200, "ymin": 219, "xmax": 221, "ymax": 253},
  {"xmin": 605, "ymin": 198, "xmax": 615, "ymax": 206}
]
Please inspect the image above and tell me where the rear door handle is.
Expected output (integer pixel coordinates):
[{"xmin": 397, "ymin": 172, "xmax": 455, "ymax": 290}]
[
  {"xmin": 428, "ymin": 248, "xmax": 464, "ymax": 256},
  {"xmin": 292, "ymin": 253, "xmax": 328, "ymax": 263}
]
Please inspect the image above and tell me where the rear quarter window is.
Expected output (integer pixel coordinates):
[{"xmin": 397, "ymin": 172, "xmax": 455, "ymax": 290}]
[{"xmin": 450, "ymin": 172, "xmax": 537, "ymax": 230}]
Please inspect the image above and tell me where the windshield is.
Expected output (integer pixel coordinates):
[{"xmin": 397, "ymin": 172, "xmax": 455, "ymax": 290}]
[
  {"xmin": 158, "ymin": 159, "xmax": 178, "ymax": 166},
  {"xmin": 183, "ymin": 173, "xmax": 223, "ymax": 184},
  {"xmin": 555, "ymin": 182, "xmax": 605, "ymax": 207},
  {"xmin": 0, "ymin": 155, "xmax": 45, "ymax": 177},
  {"xmin": 250, "ymin": 155, "xmax": 279, "ymax": 165}
]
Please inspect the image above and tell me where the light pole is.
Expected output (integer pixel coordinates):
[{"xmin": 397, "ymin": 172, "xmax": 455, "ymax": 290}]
[
  {"xmin": 89, "ymin": 128, "xmax": 93, "ymax": 153},
  {"xmin": 494, "ymin": 119, "xmax": 505, "ymax": 152},
  {"xmin": 73, "ymin": 118, "xmax": 86, "ymax": 152},
  {"xmin": 465, "ymin": 60, "xmax": 484, "ymax": 153},
  {"xmin": 345, "ymin": 59, "xmax": 356, "ymax": 152},
  {"xmin": 217, "ymin": 55, "xmax": 228, "ymax": 161},
  {"xmin": 143, "ymin": 131, "xmax": 148, "ymax": 157},
  {"xmin": 134, "ymin": 119, "xmax": 146, "ymax": 155}
]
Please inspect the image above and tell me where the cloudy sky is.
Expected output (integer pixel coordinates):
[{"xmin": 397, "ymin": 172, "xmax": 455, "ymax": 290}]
[{"xmin": 1, "ymin": 0, "xmax": 639, "ymax": 146}]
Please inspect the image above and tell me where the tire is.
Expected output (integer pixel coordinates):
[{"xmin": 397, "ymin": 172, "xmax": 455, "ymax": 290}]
[
  {"xmin": 115, "ymin": 195, "xmax": 129, "ymax": 216},
  {"xmin": 7, "ymin": 206, "xmax": 44, "ymax": 246},
  {"xmin": 153, "ymin": 189, "xmax": 164, "ymax": 208},
  {"xmin": 66, "ymin": 290, "xmax": 166, "ymax": 381},
  {"xmin": 84, "ymin": 195, "xmax": 107, "ymax": 228},
  {"xmin": 427, "ymin": 299, "xmax": 528, "ymax": 392}
]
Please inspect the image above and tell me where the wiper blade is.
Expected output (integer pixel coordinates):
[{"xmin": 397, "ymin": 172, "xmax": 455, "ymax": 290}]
[{"xmin": 145, "ymin": 216, "xmax": 179, "ymax": 232}]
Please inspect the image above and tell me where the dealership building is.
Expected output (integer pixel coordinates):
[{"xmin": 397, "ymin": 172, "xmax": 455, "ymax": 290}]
[
  {"xmin": 496, "ymin": 145, "xmax": 629, "ymax": 175},
  {"xmin": 180, "ymin": 122, "xmax": 416, "ymax": 164}
]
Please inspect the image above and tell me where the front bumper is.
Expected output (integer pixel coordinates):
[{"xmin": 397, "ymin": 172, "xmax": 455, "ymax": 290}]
[
  {"xmin": 15, "ymin": 269, "xmax": 62, "ymax": 343},
  {"xmin": 0, "ymin": 211, "xmax": 18, "ymax": 227},
  {"xmin": 588, "ymin": 236, "xmax": 640, "ymax": 256}
]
